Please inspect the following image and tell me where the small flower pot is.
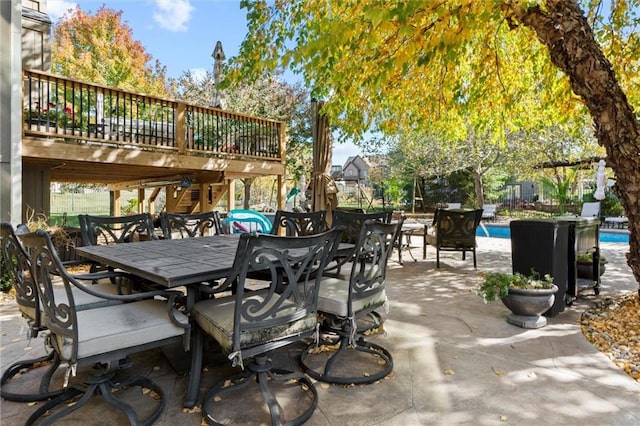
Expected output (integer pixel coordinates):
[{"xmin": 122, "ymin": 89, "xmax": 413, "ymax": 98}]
[{"xmin": 576, "ymin": 260, "xmax": 606, "ymax": 280}]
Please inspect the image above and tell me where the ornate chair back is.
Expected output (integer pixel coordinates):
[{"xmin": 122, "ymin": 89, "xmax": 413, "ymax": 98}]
[
  {"xmin": 326, "ymin": 209, "xmax": 393, "ymax": 276},
  {"xmin": 346, "ymin": 220, "xmax": 402, "ymax": 314},
  {"xmin": 1, "ymin": 222, "xmax": 41, "ymax": 336},
  {"xmin": 271, "ymin": 209, "xmax": 327, "ymax": 236},
  {"xmin": 332, "ymin": 210, "xmax": 392, "ymax": 244},
  {"xmin": 79, "ymin": 213, "xmax": 156, "ymax": 246},
  {"xmin": 159, "ymin": 211, "xmax": 223, "ymax": 239},
  {"xmin": 0, "ymin": 223, "xmax": 68, "ymax": 402},
  {"xmin": 426, "ymin": 208, "xmax": 483, "ymax": 268}
]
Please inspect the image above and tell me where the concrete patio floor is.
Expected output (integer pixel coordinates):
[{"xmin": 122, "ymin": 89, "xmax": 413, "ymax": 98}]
[{"xmin": 1, "ymin": 235, "xmax": 639, "ymax": 425}]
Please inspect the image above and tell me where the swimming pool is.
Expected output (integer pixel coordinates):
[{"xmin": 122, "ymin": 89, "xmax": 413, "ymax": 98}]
[{"xmin": 477, "ymin": 224, "xmax": 629, "ymax": 244}]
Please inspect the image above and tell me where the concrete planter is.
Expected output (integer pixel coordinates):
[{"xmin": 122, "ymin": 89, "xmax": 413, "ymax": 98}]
[{"xmin": 502, "ymin": 285, "xmax": 559, "ymax": 329}]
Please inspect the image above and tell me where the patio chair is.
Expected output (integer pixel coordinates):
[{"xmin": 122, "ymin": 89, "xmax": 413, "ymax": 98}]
[
  {"xmin": 271, "ymin": 209, "xmax": 327, "ymax": 236},
  {"xmin": 20, "ymin": 229, "xmax": 190, "ymax": 425},
  {"xmin": 159, "ymin": 210, "xmax": 223, "ymax": 239},
  {"xmin": 580, "ymin": 201, "xmax": 601, "ymax": 218},
  {"xmin": 300, "ymin": 220, "xmax": 402, "ymax": 384},
  {"xmin": 186, "ymin": 228, "xmax": 342, "ymax": 424},
  {"xmin": 424, "ymin": 208, "xmax": 483, "ymax": 268},
  {"xmin": 326, "ymin": 209, "xmax": 393, "ymax": 278},
  {"xmin": 0, "ymin": 223, "xmax": 126, "ymax": 403},
  {"xmin": 79, "ymin": 213, "xmax": 157, "ymax": 245},
  {"xmin": 481, "ymin": 204, "xmax": 497, "ymax": 221},
  {"xmin": 79, "ymin": 213, "xmax": 159, "ymax": 289}
]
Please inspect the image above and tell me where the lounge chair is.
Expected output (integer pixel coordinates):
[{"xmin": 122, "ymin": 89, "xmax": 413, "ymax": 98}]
[
  {"xmin": 580, "ymin": 202, "xmax": 601, "ymax": 218},
  {"xmin": 482, "ymin": 204, "xmax": 497, "ymax": 221}
]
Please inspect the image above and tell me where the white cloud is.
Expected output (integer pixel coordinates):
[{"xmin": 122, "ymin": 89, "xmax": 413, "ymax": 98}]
[
  {"xmin": 153, "ymin": 0, "xmax": 194, "ymax": 32},
  {"xmin": 47, "ymin": 0, "xmax": 77, "ymax": 22}
]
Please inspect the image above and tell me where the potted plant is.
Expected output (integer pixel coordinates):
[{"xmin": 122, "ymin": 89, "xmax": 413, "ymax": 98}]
[
  {"xmin": 477, "ymin": 270, "xmax": 558, "ymax": 328},
  {"xmin": 576, "ymin": 252, "xmax": 607, "ymax": 279}
]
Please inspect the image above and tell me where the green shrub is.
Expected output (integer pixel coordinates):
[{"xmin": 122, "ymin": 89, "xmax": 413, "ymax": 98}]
[{"xmin": 0, "ymin": 256, "xmax": 13, "ymax": 292}]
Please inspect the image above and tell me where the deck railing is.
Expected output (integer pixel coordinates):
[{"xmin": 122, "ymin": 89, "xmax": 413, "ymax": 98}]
[{"xmin": 22, "ymin": 69, "xmax": 284, "ymax": 161}]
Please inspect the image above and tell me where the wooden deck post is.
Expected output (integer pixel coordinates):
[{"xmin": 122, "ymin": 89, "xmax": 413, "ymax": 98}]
[
  {"xmin": 227, "ymin": 179, "xmax": 235, "ymax": 211},
  {"xmin": 176, "ymin": 102, "xmax": 186, "ymax": 154},
  {"xmin": 138, "ymin": 188, "xmax": 145, "ymax": 213}
]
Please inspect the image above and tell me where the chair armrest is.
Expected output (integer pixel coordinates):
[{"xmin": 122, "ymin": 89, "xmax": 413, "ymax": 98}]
[{"xmin": 71, "ymin": 274, "xmax": 182, "ymax": 303}]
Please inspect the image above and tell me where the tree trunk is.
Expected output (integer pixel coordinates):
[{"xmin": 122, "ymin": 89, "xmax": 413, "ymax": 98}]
[
  {"xmin": 242, "ymin": 178, "xmax": 255, "ymax": 209},
  {"xmin": 512, "ymin": 0, "xmax": 640, "ymax": 293},
  {"xmin": 474, "ymin": 166, "xmax": 484, "ymax": 209}
]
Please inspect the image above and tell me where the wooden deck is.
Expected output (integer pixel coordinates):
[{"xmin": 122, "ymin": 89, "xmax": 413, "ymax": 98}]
[{"xmin": 22, "ymin": 70, "xmax": 286, "ymax": 188}]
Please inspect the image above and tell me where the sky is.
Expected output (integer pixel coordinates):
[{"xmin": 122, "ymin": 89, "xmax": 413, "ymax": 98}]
[{"xmin": 47, "ymin": 0, "xmax": 360, "ymax": 166}]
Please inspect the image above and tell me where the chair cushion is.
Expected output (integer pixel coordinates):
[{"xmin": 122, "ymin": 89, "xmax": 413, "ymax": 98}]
[
  {"xmin": 317, "ymin": 277, "xmax": 387, "ymax": 317},
  {"xmin": 192, "ymin": 290, "xmax": 317, "ymax": 354},
  {"xmin": 51, "ymin": 299, "xmax": 188, "ymax": 361},
  {"xmin": 18, "ymin": 304, "xmax": 36, "ymax": 323}
]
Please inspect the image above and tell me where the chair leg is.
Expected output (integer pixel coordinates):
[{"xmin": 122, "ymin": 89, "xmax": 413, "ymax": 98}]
[
  {"xmin": 300, "ymin": 324, "xmax": 393, "ymax": 385},
  {"xmin": 423, "ymin": 237, "xmax": 427, "ymax": 259},
  {"xmin": 184, "ymin": 327, "xmax": 204, "ymax": 408},
  {"xmin": 202, "ymin": 354, "xmax": 317, "ymax": 426},
  {"xmin": 25, "ymin": 370, "xmax": 165, "ymax": 426},
  {"xmin": 1, "ymin": 351, "xmax": 64, "ymax": 402},
  {"xmin": 436, "ymin": 249, "xmax": 440, "ymax": 268},
  {"xmin": 473, "ymin": 249, "xmax": 477, "ymax": 268}
]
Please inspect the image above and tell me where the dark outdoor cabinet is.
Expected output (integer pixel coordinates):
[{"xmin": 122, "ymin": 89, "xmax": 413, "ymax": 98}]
[
  {"xmin": 557, "ymin": 217, "xmax": 601, "ymax": 299},
  {"xmin": 510, "ymin": 219, "xmax": 569, "ymax": 317}
]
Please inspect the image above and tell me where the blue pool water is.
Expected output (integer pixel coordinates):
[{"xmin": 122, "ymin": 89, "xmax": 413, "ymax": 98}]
[{"xmin": 477, "ymin": 224, "xmax": 629, "ymax": 244}]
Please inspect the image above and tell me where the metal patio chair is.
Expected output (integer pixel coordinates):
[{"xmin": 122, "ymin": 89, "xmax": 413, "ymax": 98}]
[
  {"xmin": 79, "ymin": 213, "xmax": 157, "ymax": 246},
  {"xmin": 79, "ymin": 213, "xmax": 159, "ymax": 290},
  {"xmin": 0, "ymin": 223, "xmax": 125, "ymax": 402},
  {"xmin": 271, "ymin": 209, "xmax": 327, "ymax": 236},
  {"xmin": 186, "ymin": 228, "xmax": 342, "ymax": 425},
  {"xmin": 159, "ymin": 211, "xmax": 223, "ymax": 239},
  {"xmin": 20, "ymin": 229, "xmax": 190, "ymax": 425},
  {"xmin": 325, "ymin": 209, "xmax": 393, "ymax": 278},
  {"xmin": 300, "ymin": 220, "xmax": 402, "ymax": 384},
  {"xmin": 424, "ymin": 208, "xmax": 483, "ymax": 268}
]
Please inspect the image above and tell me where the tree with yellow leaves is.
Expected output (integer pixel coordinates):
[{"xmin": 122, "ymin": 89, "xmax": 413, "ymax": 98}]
[{"xmin": 233, "ymin": 0, "xmax": 640, "ymax": 292}]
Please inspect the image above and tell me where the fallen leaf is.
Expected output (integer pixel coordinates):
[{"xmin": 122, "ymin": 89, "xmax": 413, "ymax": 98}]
[{"xmin": 182, "ymin": 405, "xmax": 201, "ymax": 414}]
